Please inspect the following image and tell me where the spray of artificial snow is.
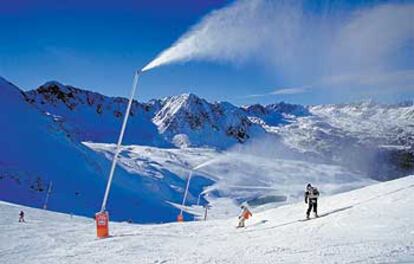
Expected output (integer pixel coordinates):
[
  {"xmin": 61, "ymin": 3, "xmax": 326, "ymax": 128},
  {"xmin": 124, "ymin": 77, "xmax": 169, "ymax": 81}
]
[
  {"xmin": 141, "ymin": 0, "xmax": 413, "ymax": 94},
  {"xmin": 142, "ymin": 0, "xmax": 300, "ymax": 72}
]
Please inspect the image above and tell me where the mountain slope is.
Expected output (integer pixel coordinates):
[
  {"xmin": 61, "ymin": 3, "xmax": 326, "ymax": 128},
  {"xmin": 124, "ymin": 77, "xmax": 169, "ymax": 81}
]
[
  {"xmin": 85, "ymin": 142, "xmax": 375, "ymax": 219},
  {"xmin": 270, "ymin": 102, "xmax": 414, "ymax": 179},
  {"xmin": 25, "ymin": 83, "xmax": 310, "ymax": 148},
  {"xmin": 154, "ymin": 93, "xmax": 265, "ymax": 148},
  {"xmin": 24, "ymin": 81, "xmax": 168, "ymax": 146},
  {"xmin": 1, "ymin": 175, "xmax": 413, "ymax": 264},
  {"xmin": 24, "ymin": 81, "xmax": 414, "ymax": 179},
  {"xmin": 0, "ymin": 78, "xmax": 191, "ymax": 223}
]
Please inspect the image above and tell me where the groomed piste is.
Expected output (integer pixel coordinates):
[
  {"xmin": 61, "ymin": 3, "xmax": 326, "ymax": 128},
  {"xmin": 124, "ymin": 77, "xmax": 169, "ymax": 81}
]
[{"xmin": 1, "ymin": 175, "xmax": 413, "ymax": 264}]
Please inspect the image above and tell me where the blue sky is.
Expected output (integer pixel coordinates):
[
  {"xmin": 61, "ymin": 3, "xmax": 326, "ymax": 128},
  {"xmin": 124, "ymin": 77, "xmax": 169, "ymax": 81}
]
[{"xmin": 1, "ymin": 0, "xmax": 413, "ymax": 105}]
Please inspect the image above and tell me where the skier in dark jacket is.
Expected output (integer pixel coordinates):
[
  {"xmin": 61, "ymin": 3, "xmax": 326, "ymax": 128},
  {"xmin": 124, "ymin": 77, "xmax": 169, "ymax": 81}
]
[
  {"xmin": 305, "ymin": 184, "xmax": 319, "ymax": 219},
  {"xmin": 19, "ymin": 211, "xmax": 25, "ymax": 223}
]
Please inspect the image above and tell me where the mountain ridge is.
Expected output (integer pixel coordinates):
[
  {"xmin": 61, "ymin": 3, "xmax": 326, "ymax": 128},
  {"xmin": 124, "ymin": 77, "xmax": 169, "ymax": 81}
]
[
  {"xmin": 24, "ymin": 81, "xmax": 312, "ymax": 148},
  {"xmin": 21, "ymin": 79, "xmax": 414, "ymax": 179}
]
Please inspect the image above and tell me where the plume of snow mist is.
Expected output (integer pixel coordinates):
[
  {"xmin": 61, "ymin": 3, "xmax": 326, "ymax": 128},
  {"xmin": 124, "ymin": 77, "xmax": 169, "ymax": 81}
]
[
  {"xmin": 142, "ymin": 0, "xmax": 303, "ymax": 72},
  {"xmin": 141, "ymin": 0, "xmax": 413, "ymax": 94}
]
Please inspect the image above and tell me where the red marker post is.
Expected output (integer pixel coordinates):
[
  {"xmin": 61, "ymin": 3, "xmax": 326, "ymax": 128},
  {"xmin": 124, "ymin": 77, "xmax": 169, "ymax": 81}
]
[{"xmin": 96, "ymin": 211, "xmax": 109, "ymax": 238}]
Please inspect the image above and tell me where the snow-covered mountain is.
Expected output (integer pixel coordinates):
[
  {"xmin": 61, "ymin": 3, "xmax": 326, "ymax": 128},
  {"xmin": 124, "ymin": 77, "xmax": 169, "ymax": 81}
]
[
  {"xmin": 153, "ymin": 93, "xmax": 266, "ymax": 148},
  {"xmin": 25, "ymin": 81, "xmax": 414, "ymax": 156},
  {"xmin": 1, "ymin": 76, "xmax": 413, "ymax": 223},
  {"xmin": 0, "ymin": 77, "xmax": 197, "ymax": 223},
  {"xmin": 243, "ymin": 101, "xmax": 310, "ymax": 126},
  {"xmin": 270, "ymin": 102, "xmax": 414, "ymax": 180},
  {"xmin": 24, "ymin": 81, "xmax": 168, "ymax": 146},
  {"xmin": 24, "ymin": 82, "xmax": 312, "ymax": 149},
  {"xmin": 1, "ymin": 175, "xmax": 413, "ymax": 263}
]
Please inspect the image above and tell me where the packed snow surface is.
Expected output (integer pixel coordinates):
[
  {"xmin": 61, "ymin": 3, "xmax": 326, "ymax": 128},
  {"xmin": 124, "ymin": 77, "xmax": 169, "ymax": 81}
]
[{"xmin": 1, "ymin": 176, "xmax": 413, "ymax": 264}]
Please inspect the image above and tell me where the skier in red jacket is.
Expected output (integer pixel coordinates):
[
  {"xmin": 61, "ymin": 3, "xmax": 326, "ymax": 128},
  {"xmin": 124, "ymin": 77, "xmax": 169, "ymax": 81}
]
[{"xmin": 237, "ymin": 205, "xmax": 252, "ymax": 228}]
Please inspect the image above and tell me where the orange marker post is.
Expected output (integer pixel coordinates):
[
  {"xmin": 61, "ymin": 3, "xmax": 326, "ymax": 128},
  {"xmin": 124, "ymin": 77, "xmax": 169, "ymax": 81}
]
[
  {"xmin": 96, "ymin": 211, "xmax": 109, "ymax": 238},
  {"xmin": 177, "ymin": 213, "xmax": 184, "ymax": 222}
]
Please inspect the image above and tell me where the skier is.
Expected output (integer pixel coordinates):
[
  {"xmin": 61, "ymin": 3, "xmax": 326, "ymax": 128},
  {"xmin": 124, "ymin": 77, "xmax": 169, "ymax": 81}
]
[
  {"xmin": 18, "ymin": 211, "xmax": 25, "ymax": 223},
  {"xmin": 305, "ymin": 183, "xmax": 319, "ymax": 219},
  {"xmin": 237, "ymin": 204, "xmax": 252, "ymax": 228}
]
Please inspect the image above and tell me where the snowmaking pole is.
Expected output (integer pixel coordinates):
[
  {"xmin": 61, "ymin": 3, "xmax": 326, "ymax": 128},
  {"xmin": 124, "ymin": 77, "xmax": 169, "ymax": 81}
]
[
  {"xmin": 43, "ymin": 181, "xmax": 53, "ymax": 210},
  {"xmin": 96, "ymin": 70, "xmax": 141, "ymax": 238},
  {"xmin": 178, "ymin": 170, "xmax": 193, "ymax": 222}
]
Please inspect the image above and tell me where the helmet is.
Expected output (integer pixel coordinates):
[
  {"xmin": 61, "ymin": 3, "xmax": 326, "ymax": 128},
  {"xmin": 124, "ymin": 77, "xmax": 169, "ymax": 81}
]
[{"xmin": 306, "ymin": 183, "xmax": 312, "ymax": 189}]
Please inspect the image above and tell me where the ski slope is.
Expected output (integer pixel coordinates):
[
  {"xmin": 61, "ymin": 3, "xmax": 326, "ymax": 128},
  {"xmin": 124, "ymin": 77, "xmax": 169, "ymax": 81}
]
[
  {"xmin": 1, "ymin": 176, "xmax": 413, "ymax": 264},
  {"xmin": 85, "ymin": 142, "xmax": 375, "ymax": 219}
]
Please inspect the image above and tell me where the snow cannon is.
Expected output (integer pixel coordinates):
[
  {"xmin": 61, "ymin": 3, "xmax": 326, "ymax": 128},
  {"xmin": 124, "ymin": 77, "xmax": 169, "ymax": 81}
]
[
  {"xmin": 96, "ymin": 68, "xmax": 143, "ymax": 238},
  {"xmin": 95, "ymin": 211, "xmax": 109, "ymax": 238}
]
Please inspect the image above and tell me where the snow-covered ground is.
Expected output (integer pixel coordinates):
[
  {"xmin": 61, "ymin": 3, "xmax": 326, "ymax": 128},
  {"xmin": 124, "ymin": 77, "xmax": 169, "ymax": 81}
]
[
  {"xmin": 85, "ymin": 142, "xmax": 375, "ymax": 219},
  {"xmin": 1, "ymin": 175, "xmax": 413, "ymax": 264}
]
